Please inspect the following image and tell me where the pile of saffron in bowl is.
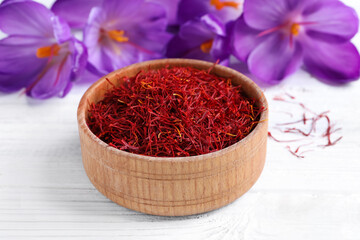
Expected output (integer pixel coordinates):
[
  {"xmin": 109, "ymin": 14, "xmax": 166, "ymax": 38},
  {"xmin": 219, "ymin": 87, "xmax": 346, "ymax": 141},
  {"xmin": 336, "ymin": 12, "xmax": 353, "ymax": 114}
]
[{"xmin": 87, "ymin": 66, "xmax": 262, "ymax": 157}]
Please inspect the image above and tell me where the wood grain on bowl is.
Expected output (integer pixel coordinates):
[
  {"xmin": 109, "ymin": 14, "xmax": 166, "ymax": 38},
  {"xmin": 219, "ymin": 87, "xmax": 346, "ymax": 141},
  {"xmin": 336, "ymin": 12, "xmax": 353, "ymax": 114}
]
[{"xmin": 77, "ymin": 59, "xmax": 268, "ymax": 216}]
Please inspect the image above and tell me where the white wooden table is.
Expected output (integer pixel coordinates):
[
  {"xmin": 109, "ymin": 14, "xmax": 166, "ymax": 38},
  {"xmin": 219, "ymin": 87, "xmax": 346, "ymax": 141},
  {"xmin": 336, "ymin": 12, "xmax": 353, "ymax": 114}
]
[{"xmin": 1, "ymin": 1, "xmax": 360, "ymax": 239}]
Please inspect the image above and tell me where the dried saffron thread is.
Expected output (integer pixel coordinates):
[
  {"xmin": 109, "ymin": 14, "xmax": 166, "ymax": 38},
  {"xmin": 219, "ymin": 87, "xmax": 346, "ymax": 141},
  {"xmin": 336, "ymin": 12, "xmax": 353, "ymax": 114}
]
[
  {"xmin": 87, "ymin": 66, "xmax": 263, "ymax": 157},
  {"xmin": 286, "ymin": 146, "xmax": 305, "ymax": 158},
  {"xmin": 269, "ymin": 92, "xmax": 342, "ymax": 158},
  {"xmin": 267, "ymin": 131, "xmax": 303, "ymax": 143}
]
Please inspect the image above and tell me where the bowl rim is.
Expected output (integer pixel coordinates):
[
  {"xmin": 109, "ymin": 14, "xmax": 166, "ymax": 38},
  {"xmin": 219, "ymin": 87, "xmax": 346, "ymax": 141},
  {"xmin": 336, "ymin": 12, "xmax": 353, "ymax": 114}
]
[{"xmin": 77, "ymin": 58, "xmax": 268, "ymax": 163}]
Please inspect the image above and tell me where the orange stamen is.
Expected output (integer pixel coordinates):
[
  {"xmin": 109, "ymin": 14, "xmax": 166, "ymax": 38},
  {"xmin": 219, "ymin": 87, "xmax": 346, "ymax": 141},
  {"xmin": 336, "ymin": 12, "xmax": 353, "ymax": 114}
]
[
  {"xmin": 36, "ymin": 44, "xmax": 61, "ymax": 58},
  {"xmin": 108, "ymin": 30, "xmax": 129, "ymax": 43},
  {"xmin": 210, "ymin": 0, "xmax": 239, "ymax": 10},
  {"xmin": 290, "ymin": 23, "xmax": 300, "ymax": 36},
  {"xmin": 200, "ymin": 39, "xmax": 214, "ymax": 53}
]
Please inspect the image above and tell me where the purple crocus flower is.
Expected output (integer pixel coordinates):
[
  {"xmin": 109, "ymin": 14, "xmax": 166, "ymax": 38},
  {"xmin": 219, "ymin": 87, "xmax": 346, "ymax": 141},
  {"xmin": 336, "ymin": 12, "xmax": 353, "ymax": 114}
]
[
  {"xmin": 167, "ymin": 14, "xmax": 231, "ymax": 64},
  {"xmin": 82, "ymin": 0, "xmax": 171, "ymax": 75},
  {"xmin": 178, "ymin": 0, "xmax": 243, "ymax": 24},
  {"xmin": 232, "ymin": 0, "xmax": 360, "ymax": 83},
  {"xmin": 0, "ymin": 1, "xmax": 87, "ymax": 99}
]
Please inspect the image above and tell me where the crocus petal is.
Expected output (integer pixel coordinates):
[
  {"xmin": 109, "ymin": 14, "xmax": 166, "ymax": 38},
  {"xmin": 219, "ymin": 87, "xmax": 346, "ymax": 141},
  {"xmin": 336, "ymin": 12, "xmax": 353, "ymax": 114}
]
[
  {"xmin": 303, "ymin": 1, "xmax": 359, "ymax": 43},
  {"xmin": 303, "ymin": 40, "xmax": 360, "ymax": 83},
  {"xmin": 85, "ymin": 62, "xmax": 108, "ymax": 78},
  {"xmin": 232, "ymin": 16, "xmax": 264, "ymax": 61},
  {"xmin": 210, "ymin": 35, "xmax": 230, "ymax": 62},
  {"xmin": 51, "ymin": 16, "xmax": 72, "ymax": 43},
  {"xmin": 84, "ymin": 6, "xmax": 102, "ymax": 44},
  {"xmin": 248, "ymin": 33, "xmax": 303, "ymax": 83},
  {"xmin": 103, "ymin": 42, "xmax": 153, "ymax": 69},
  {"xmin": 177, "ymin": 0, "xmax": 210, "ymax": 24},
  {"xmin": 148, "ymin": 0, "xmax": 181, "ymax": 25},
  {"xmin": 0, "ymin": 0, "xmax": 31, "ymax": 6},
  {"xmin": 166, "ymin": 35, "xmax": 194, "ymax": 58},
  {"xmin": 70, "ymin": 39, "xmax": 88, "ymax": 80},
  {"xmin": 227, "ymin": 58, "xmax": 250, "ymax": 75},
  {"xmin": 0, "ymin": 1, "xmax": 54, "ymax": 37},
  {"xmin": 179, "ymin": 19, "xmax": 214, "ymax": 44},
  {"xmin": 84, "ymin": 7, "xmax": 112, "ymax": 72},
  {"xmin": 101, "ymin": 0, "xmax": 144, "ymax": 25},
  {"xmin": 243, "ymin": 0, "xmax": 300, "ymax": 30},
  {"xmin": 0, "ymin": 36, "xmax": 48, "ymax": 92},
  {"xmin": 201, "ymin": 14, "xmax": 226, "ymax": 37},
  {"xmin": 27, "ymin": 55, "xmax": 73, "ymax": 99},
  {"xmin": 87, "ymin": 42, "xmax": 115, "ymax": 73},
  {"xmin": 52, "ymin": 18, "xmax": 87, "ymax": 81},
  {"xmin": 51, "ymin": 0, "xmax": 102, "ymax": 28},
  {"xmin": 76, "ymin": 65, "xmax": 102, "ymax": 84},
  {"xmin": 211, "ymin": 21, "xmax": 234, "ymax": 61}
]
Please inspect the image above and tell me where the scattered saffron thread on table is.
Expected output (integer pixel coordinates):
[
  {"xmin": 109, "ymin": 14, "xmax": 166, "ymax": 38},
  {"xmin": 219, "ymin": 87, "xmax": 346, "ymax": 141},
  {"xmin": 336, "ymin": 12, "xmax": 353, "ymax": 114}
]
[
  {"xmin": 87, "ymin": 66, "xmax": 264, "ymax": 157},
  {"xmin": 269, "ymin": 93, "xmax": 342, "ymax": 158}
]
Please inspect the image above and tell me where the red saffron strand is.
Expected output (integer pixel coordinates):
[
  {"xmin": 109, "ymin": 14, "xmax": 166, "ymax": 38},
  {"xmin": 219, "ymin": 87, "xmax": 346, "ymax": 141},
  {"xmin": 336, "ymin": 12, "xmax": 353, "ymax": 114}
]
[
  {"xmin": 269, "ymin": 93, "xmax": 342, "ymax": 158},
  {"xmin": 286, "ymin": 146, "xmax": 305, "ymax": 159},
  {"xmin": 285, "ymin": 92, "xmax": 295, "ymax": 99},
  {"xmin": 273, "ymin": 96, "xmax": 286, "ymax": 101},
  {"xmin": 87, "ymin": 66, "xmax": 263, "ymax": 157},
  {"xmin": 267, "ymin": 131, "xmax": 303, "ymax": 143}
]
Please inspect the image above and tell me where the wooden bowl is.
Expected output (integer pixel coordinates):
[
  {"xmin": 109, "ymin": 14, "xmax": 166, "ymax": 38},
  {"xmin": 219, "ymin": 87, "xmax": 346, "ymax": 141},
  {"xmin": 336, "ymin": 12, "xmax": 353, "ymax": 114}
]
[{"xmin": 77, "ymin": 59, "xmax": 268, "ymax": 216}]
